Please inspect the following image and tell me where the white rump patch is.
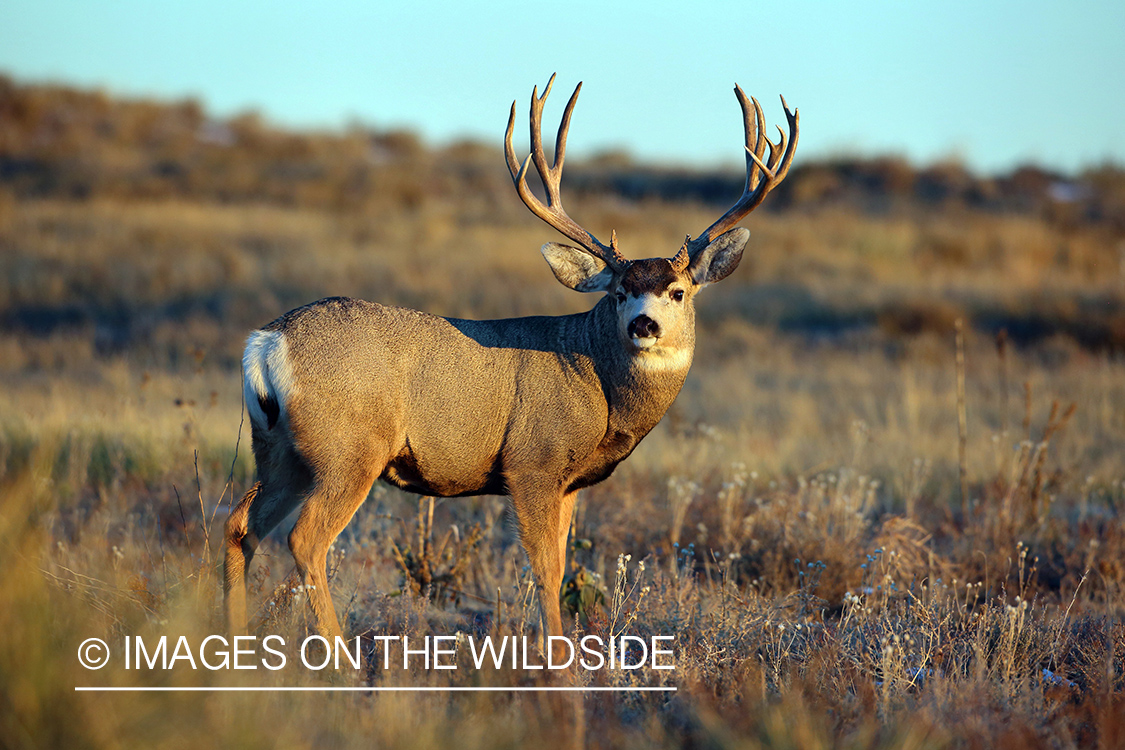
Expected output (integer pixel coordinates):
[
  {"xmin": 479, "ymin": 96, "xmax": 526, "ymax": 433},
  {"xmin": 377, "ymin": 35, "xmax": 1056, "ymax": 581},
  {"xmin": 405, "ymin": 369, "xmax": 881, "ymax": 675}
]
[{"xmin": 242, "ymin": 329, "xmax": 297, "ymax": 429}]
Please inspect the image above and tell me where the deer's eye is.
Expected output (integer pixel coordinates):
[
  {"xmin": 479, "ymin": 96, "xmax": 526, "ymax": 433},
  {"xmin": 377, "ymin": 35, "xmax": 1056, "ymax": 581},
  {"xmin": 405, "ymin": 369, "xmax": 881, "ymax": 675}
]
[{"xmin": 672, "ymin": 289, "xmax": 685, "ymax": 302}]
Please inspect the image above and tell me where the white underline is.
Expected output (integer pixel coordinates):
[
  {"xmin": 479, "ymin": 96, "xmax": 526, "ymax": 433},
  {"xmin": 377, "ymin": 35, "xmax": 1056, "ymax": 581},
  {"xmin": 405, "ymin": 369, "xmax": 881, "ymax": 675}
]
[{"xmin": 75, "ymin": 686, "xmax": 676, "ymax": 692}]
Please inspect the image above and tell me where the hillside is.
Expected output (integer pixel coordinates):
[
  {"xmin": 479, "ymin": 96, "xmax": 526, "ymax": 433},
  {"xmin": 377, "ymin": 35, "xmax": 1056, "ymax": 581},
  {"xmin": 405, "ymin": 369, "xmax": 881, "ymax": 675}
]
[{"xmin": 2, "ymin": 75, "xmax": 1124, "ymax": 367}]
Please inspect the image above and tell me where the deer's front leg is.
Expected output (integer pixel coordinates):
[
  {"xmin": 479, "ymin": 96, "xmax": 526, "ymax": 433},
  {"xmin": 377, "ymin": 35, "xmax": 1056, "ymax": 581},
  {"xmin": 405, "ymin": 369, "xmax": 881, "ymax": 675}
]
[
  {"xmin": 510, "ymin": 478, "xmax": 567, "ymax": 661},
  {"xmin": 557, "ymin": 491, "xmax": 577, "ymax": 587}
]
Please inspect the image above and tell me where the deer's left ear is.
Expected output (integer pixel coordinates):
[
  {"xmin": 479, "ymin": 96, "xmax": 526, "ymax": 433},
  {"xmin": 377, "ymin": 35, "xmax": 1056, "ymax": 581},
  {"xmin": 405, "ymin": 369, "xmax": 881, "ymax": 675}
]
[
  {"xmin": 541, "ymin": 243, "xmax": 616, "ymax": 293},
  {"xmin": 687, "ymin": 228, "xmax": 749, "ymax": 287}
]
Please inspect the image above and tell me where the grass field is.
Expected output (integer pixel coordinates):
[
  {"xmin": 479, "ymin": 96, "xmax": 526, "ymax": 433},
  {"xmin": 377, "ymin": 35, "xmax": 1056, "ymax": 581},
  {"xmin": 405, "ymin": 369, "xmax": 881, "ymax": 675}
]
[{"xmin": 1, "ymin": 80, "xmax": 1124, "ymax": 748}]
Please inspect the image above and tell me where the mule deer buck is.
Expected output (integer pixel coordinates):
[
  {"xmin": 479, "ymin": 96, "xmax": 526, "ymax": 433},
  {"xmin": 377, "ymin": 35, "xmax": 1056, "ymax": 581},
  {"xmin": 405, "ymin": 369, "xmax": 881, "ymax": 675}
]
[{"xmin": 224, "ymin": 75, "xmax": 798, "ymax": 649}]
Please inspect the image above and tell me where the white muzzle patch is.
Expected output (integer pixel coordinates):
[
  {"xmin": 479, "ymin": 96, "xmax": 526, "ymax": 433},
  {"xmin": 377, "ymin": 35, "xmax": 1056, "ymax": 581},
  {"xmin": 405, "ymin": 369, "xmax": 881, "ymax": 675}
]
[{"xmin": 621, "ymin": 294, "xmax": 663, "ymax": 349}]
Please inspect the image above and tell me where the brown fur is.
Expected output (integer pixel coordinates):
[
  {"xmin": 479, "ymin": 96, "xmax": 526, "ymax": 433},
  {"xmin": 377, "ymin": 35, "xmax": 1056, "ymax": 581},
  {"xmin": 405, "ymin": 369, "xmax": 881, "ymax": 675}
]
[{"xmin": 619, "ymin": 258, "xmax": 682, "ymax": 297}]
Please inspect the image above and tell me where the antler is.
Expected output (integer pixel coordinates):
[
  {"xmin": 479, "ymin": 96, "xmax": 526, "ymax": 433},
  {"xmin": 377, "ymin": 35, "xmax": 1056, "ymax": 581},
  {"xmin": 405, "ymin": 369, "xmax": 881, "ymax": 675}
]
[
  {"xmin": 675, "ymin": 87, "xmax": 799, "ymax": 268},
  {"xmin": 505, "ymin": 74, "xmax": 627, "ymax": 272}
]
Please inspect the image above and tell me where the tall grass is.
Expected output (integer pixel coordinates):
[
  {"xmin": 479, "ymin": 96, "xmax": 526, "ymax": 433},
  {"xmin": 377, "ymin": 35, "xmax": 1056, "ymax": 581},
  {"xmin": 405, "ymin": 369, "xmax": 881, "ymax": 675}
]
[{"xmin": 2, "ymin": 318, "xmax": 1122, "ymax": 747}]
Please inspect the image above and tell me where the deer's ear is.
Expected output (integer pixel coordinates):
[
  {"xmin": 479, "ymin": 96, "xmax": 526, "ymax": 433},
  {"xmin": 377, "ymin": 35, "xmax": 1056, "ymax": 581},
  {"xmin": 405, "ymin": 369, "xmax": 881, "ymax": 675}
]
[
  {"xmin": 541, "ymin": 243, "xmax": 615, "ymax": 293},
  {"xmin": 687, "ymin": 228, "xmax": 749, "ymax": 287}
]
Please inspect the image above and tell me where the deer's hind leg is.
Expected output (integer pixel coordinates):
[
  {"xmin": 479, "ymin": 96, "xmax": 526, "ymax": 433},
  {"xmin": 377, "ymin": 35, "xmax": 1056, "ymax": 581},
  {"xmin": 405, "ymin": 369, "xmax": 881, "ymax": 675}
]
[
  {"xmin": 224, "ymin": 447, "xmax": 313, "ymax": 634},
  {"xmin": 286, "ymin": 449, "xmax": 385, "ymax": 641}
]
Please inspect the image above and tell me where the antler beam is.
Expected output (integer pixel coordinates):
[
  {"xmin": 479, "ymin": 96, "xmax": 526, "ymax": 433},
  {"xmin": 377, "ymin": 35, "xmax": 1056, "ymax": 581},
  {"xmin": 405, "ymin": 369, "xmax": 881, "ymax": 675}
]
[
  {"xmin": 504, "ymin": 74, "xmax": 627, "ymax": 271},
  {"xmin": 683, "ymin": 87, "xmax": 799, "ymax": 260}
]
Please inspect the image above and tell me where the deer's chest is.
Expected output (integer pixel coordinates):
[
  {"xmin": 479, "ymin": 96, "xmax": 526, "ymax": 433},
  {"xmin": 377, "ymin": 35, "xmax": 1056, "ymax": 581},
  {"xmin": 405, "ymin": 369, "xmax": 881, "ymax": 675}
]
[{"xmin": 566, "ymin": 429, "xmax": 642, "ymax": 493}]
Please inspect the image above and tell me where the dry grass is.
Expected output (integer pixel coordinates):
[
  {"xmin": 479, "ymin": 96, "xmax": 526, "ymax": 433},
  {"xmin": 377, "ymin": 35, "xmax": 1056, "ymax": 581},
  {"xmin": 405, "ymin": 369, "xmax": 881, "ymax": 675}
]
[
  {"xmin": 2, "ymin": 80, "xmax": 1124, "ymax": 749},
  {"xmin": 3, "ymin": 295, "xmax": 1123, "ymax": 748}
]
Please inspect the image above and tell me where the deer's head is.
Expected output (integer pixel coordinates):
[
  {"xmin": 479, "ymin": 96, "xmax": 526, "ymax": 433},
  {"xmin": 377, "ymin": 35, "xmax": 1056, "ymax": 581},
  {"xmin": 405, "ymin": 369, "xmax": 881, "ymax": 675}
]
[
  {"xmin": 539, "ymin": 230, "xmax": 747, "ymax": 356},
  {"xmin": 505, "ymin": 75, "xmax": 797, "ymax": 360}
]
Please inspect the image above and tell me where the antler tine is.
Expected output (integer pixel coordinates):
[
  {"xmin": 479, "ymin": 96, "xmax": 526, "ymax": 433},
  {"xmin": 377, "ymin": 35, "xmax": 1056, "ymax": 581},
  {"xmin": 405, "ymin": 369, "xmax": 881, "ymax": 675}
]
[
  {"xmin": 686, "ymin": 88, "xmax": 799, "ymax": 254},
  {"xmin": 528, "ymin": 76, "xmax": 555, "ymax": 204},
  {"xmin": 552, "ymin": 82, "xmax": 582, "ymax": 184},
  {"xmin": 736, "ymin": 87, "xmax": 768, "ymax": 194},
  {"xmin": 774, "ymin": 94, "xmax": 799, "ymax": 184},
  {"xmin": 504, "ymin": 75, "xmax": 626, "ymax": 270},
  {"xmin": 504, "ymin": 102, "xmax": 522, "ymax": 178},
  {"xmin": 752, "ymin": 95, "xmax": 768, "ymax": 172}
]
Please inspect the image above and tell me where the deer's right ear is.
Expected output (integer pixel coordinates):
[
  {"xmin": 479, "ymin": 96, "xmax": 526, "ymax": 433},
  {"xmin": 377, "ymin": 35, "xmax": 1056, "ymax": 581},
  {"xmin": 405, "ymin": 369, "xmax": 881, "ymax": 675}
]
[{"xmin": 541, "ymin": 243, "xmax": 615, "ymax": 293}]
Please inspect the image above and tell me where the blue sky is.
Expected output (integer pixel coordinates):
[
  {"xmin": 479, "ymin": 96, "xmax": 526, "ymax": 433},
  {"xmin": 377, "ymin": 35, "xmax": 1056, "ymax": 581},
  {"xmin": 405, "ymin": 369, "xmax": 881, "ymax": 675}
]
[{"xmin": 1, "ymin": 0, "xmax": 1122, "ymax": 175}]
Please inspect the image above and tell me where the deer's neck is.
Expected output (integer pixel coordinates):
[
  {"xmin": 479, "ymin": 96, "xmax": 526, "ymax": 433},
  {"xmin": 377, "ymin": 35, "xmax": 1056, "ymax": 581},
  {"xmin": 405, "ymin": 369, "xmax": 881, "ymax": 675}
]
[{"xmin": 582, "ymin": 298, "xmax": 693, "ymax": 439}]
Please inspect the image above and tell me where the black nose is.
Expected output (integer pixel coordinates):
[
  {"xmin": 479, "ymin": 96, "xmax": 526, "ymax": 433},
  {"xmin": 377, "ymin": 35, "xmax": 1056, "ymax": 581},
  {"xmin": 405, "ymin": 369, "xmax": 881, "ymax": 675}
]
[{"xmin": 628, "ymin": 314, "xmax": 661, "ymax": 339}]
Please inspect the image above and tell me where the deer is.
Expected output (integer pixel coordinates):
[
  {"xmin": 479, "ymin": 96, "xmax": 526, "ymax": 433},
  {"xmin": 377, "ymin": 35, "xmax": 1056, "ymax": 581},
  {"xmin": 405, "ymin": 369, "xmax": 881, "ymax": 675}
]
[{"xmin": 223, "ymin": 75, "xmax": 798, "ymax": 655}]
